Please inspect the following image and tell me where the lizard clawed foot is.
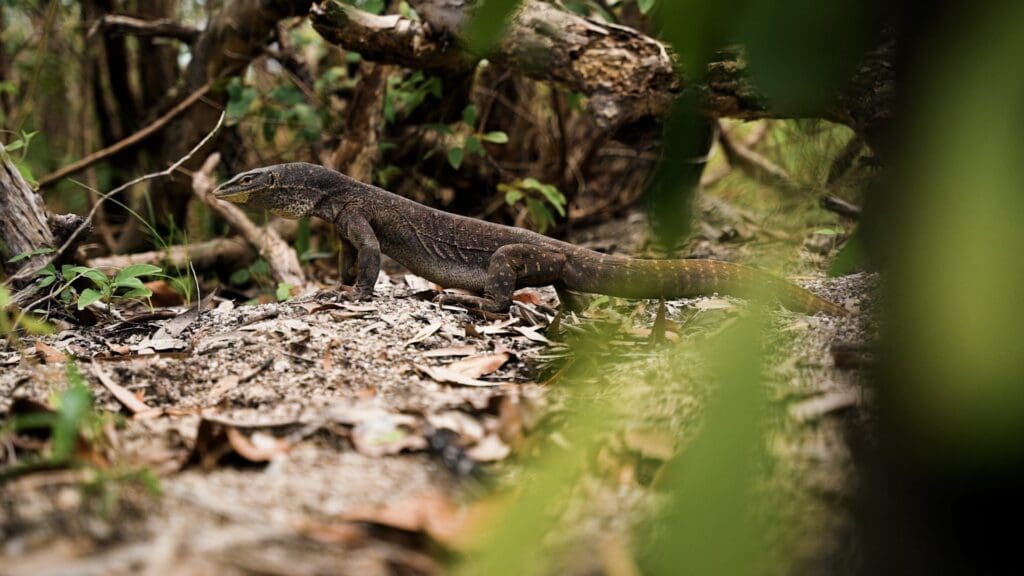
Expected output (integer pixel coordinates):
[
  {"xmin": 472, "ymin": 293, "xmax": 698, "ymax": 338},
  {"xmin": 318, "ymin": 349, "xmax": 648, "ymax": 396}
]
[
  {"xmin": 316, "ymin": 288, "xmax": 373, "ymax": 303},
  {"xmin": 434, "ymin": 292, "xmax": 508, "ymax": 313}
]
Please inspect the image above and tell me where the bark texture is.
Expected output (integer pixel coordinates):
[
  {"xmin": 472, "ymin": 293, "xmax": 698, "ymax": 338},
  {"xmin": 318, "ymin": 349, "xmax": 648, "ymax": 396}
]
[{"xmin": 0, "ymin": 146, "xmax": 53, "ymax": 277}]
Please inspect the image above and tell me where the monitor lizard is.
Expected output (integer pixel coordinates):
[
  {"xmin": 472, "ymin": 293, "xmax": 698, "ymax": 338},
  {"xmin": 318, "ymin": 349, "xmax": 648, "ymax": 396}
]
[{"xmin": 213, "ymin": 163, "xmax": 847, "ymax": 315}]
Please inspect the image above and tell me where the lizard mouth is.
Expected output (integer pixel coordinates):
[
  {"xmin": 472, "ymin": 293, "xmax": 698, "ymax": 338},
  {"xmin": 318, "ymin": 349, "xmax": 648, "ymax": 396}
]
[{"xmin": 212, "ymin": 184, "xmax": 252, "ymax": 203}]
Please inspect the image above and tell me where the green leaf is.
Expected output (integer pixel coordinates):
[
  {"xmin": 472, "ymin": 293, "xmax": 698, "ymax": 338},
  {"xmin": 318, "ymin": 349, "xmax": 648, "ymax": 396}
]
[
  {"xmin": 462, "ymin": 104, "xmax": 478, "ymax": 127},
  {"xmin": 37, "ymin": 275, "xmax": 56, "ymax": 288},
  {"xmin": 114, "ymin": 264, "xmax": 162, "ymax": 283},
  {"xmin": 276, "ymin": 283, "xmax": 295, "ymax": 302},
  {"xmin": 637, "ymin": 0, "xmax": 656, "ymax": 15},
  {"xmin": 448, "ymin": 147, "xmax": 464, "ymax": 170},
  {"xmin": 230, "ymin": 268, "xmax": 252, "ymax": 286},
  {"xmin": 249, "ymin": 259, "xmax": 271, "ymax": 276},
  {"xmin": 504, "ymin": 189, "xmax": 525, "ymax": 205},
  {"xmin": 424, "ymin": 123, "xmax": 454, "ymax": 135},
  {"xmin": 269, "ymin": 85, "xmax": 306, "ymax": 106},
  {"xmin": 482, "ymin": 131, "xmax": 509, "ymax": 144},
  {"xmin": 7, "ymin": 247, "xmax": 54, "ymax": 263},
  {"xmin": 77, "ymin": 288, "xmax": 104, "ymax": 310},
  {"xmin": 466, "ymin": 135, "xmax": 484, "ymax": 156},
  {"xmin": 120, "ymin": 287, "xmax": 154, "ymax": 299},
  {"xmin": 17, "ymin": 314, "xmax": 52, "ymax": 335},
  {"xmin": 112, "ymin": 277, "xmax": 146, "ymax": 292},
  {"xmin": 63, "ymin": 266, "xmax": 108, "ymax": 288}
]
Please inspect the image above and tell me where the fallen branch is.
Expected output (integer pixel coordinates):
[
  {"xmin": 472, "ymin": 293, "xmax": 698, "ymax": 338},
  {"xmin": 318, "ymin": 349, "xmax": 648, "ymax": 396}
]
[
  {"xmin": 191, "ymin": 154, "xmax": 308, "ymax": 289},
  {"xmin": 87, "ymin": 14, "xmax": 200, "ymax": 43},
  {"xmin": 36, "ymin": 80, "xmax": 214, "ymax": 189},
  {"xmin": 715, "ymin": 120, "xmax": 796, "ymax": 189}
]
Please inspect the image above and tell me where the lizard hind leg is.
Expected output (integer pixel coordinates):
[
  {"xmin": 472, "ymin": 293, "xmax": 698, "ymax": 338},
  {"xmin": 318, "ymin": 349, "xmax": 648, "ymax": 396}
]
[{"xmin": 436, "ymin": 244, "xmax": 567, "ymax": 313}]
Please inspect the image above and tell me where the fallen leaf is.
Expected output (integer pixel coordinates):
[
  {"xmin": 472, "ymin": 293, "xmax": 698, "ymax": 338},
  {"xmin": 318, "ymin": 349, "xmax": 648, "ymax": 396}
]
[
  {"xmin": 422, "ymin": 345, "xmax": 477, "ymax": 358},
  {"xmin": 478, "ymin": 318, "xmax": 519, "ymax": 335},
  {"xmin": 351, "ymin": 413, "xmax": 426, "ymax": 457},
  {"xmin": 208, "ymin": 375, "xmax": 240, "ymax": 402},
  {"xmin": 514, "ymin": 326, "xmax": 550, "ymax": 343},
  {"xmin": 145, "ymin": 280, "xmax": 185, "ymax": 307},
  {"xmin": 92, "ymin": 363, "xmax": 151, "ymax": 415},
  {"xmin": 34, "ymin": 341, "xmax": 67, "ymax": 364},
  {"xmin": 446, "ymin": 353, "xmax": 510, "ymax": 379},
  {"xmin": 225, "ymin": 428, "xmax": 290, "ymax": 462},
  {"xmin": 466, "ymin": 434, "xmax": 511, "ymax": 462},
  {"xmin": 427, "ymin": 411, "xmax": 485, "ymax": 443},
  {"xmin": 415, "ymin": 364, "xmax": 502, "ymax": 387},
  {"xmin": 512, "ymin": 290, "xmax": 542, "ymax": 306},
  {"xmin": 187, "ymin": 419, "xmax": 292, "ymax": 469},
  {"xmin": 404, "ymin": 321, "xmax": 442, "ymax": 346},
  {"xmin": 341, "ymin": 490, "xmax": 494, "ymax": 550}
]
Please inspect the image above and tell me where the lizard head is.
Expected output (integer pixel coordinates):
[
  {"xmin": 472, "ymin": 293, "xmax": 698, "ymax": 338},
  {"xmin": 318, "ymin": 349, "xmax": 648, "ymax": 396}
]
[{"xmin": 213, "ymin": 165, "xmax": 320, "ymax": 219}]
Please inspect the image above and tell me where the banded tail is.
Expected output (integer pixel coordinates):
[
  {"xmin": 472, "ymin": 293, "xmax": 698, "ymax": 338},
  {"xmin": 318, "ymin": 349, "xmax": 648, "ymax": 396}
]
[{"xmin": 564, "ymin": 255, "xmax": 847, "ymax": 316}]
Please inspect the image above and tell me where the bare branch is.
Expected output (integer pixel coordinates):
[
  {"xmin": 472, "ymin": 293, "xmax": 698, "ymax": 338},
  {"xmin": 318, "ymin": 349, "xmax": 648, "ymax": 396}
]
[
  {"xmin": 88, "ymin": 14, "xmax": 200, "ymax": 44},
  {"xmin": 37, "ymin": 80, "xmax": 215, "ymax": 188}
]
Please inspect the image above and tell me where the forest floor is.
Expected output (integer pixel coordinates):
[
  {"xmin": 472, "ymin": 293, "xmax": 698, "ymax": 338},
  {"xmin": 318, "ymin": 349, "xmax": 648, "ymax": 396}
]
[{"xmin": 0, "ymin": 184, "xmax": 876, "ymax": 575}]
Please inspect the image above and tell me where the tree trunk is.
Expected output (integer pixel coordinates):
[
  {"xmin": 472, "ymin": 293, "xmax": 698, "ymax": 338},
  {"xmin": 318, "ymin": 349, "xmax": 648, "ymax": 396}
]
[{"xmin": 0, "ymin": 146, "xmax": 55, "ymax": 278}]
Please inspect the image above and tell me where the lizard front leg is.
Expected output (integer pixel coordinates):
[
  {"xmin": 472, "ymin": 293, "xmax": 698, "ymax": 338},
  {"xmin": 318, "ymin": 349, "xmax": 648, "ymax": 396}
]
[
  {"xmin": 437, "ymin": 244, "xmax": 566, "ymax": 312},
  {"xmin": 335, "ymin": 214, "xmax": 381, "ymax": 301}
]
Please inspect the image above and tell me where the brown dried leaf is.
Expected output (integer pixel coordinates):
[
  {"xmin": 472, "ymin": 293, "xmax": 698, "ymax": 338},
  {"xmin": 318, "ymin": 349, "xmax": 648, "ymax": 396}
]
[
  {"xmin": 225, "ymin": 428, "xmax": 290, "ymax": 462},
  {"xmin": 341, "ymin": 490, "xmax": 493, "ymax": 550},
  {"xmin": 422, "ymin": 345, "xmax": 477, "ymax": 358},
  {"xmin": 145, "ymin": 280, "xmax": 185, "ymax": 307},
  {"xmin": 514, "ymin": 326, "xmax": 550, "ymax": 343},
  {"xmin": 446, "ymin": 353, "xmax": 509, "ymax": 379},
  {"xmin": 512, "ymin": 290, "xmax": 542, "ymax": 306},
  {"xmin": 415, "ymin": 364, "xmax": 502, "ymax": 387},
  {"xmin": 34, "ymin": 341, "xmax": 66, "ymax": 364},
  {"xmin": 404, "ymin": 321, "xmax": 442, "ymax": 346},
  {"xmin": 92, "ymin": 363, "xmax": 151, "ymax": 415},
  {"xmin": 466, "ymin": 434, "xmax": 510, "ymax": 462}
]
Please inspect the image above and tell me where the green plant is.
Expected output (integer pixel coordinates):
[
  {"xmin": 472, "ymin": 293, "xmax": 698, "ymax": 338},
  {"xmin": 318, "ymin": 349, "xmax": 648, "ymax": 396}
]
[
  {"xmin": 425, "ymin": 104, "xmax": 509, "ymax": 169},
  {"xmin": 25, "ymin": 260, "xmax": 162, "ymax": 311},
  {"xmin": 64, "ymin": 264, "xmax": 162, "ymax": 310},
  {"xmin": 0, "ymin": 285, "xmax": 53, "ymax": 343},
  {"xmin": 1, "ymin": 362, "xmax": 105, "ymax": 477},
  {"xmin": 384, "ymin": 71, "xmax": 442, "ymax": 124},
  {"xmin": 499, "ymin": 178, "xmax": 567, "ymax": 233}
]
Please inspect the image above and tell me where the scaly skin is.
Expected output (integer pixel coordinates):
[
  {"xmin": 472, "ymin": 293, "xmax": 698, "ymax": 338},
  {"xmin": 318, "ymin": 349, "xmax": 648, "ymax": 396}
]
[{"xmin": 213, "ymin": 163, "xmax": 847, "ymax": 315}]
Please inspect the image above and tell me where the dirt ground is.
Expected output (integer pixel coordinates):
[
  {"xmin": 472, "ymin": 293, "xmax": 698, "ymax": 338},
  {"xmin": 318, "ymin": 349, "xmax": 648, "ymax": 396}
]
[{"xmin": 0, "ymin": 202, "xmax": 876, "ymax": 575}]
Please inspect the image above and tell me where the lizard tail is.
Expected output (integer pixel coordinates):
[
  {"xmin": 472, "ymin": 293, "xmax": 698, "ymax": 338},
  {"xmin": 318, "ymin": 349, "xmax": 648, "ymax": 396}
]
[{"xmin": 568, "ymin": 256, "xmax": 848, "ymax": 316}]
